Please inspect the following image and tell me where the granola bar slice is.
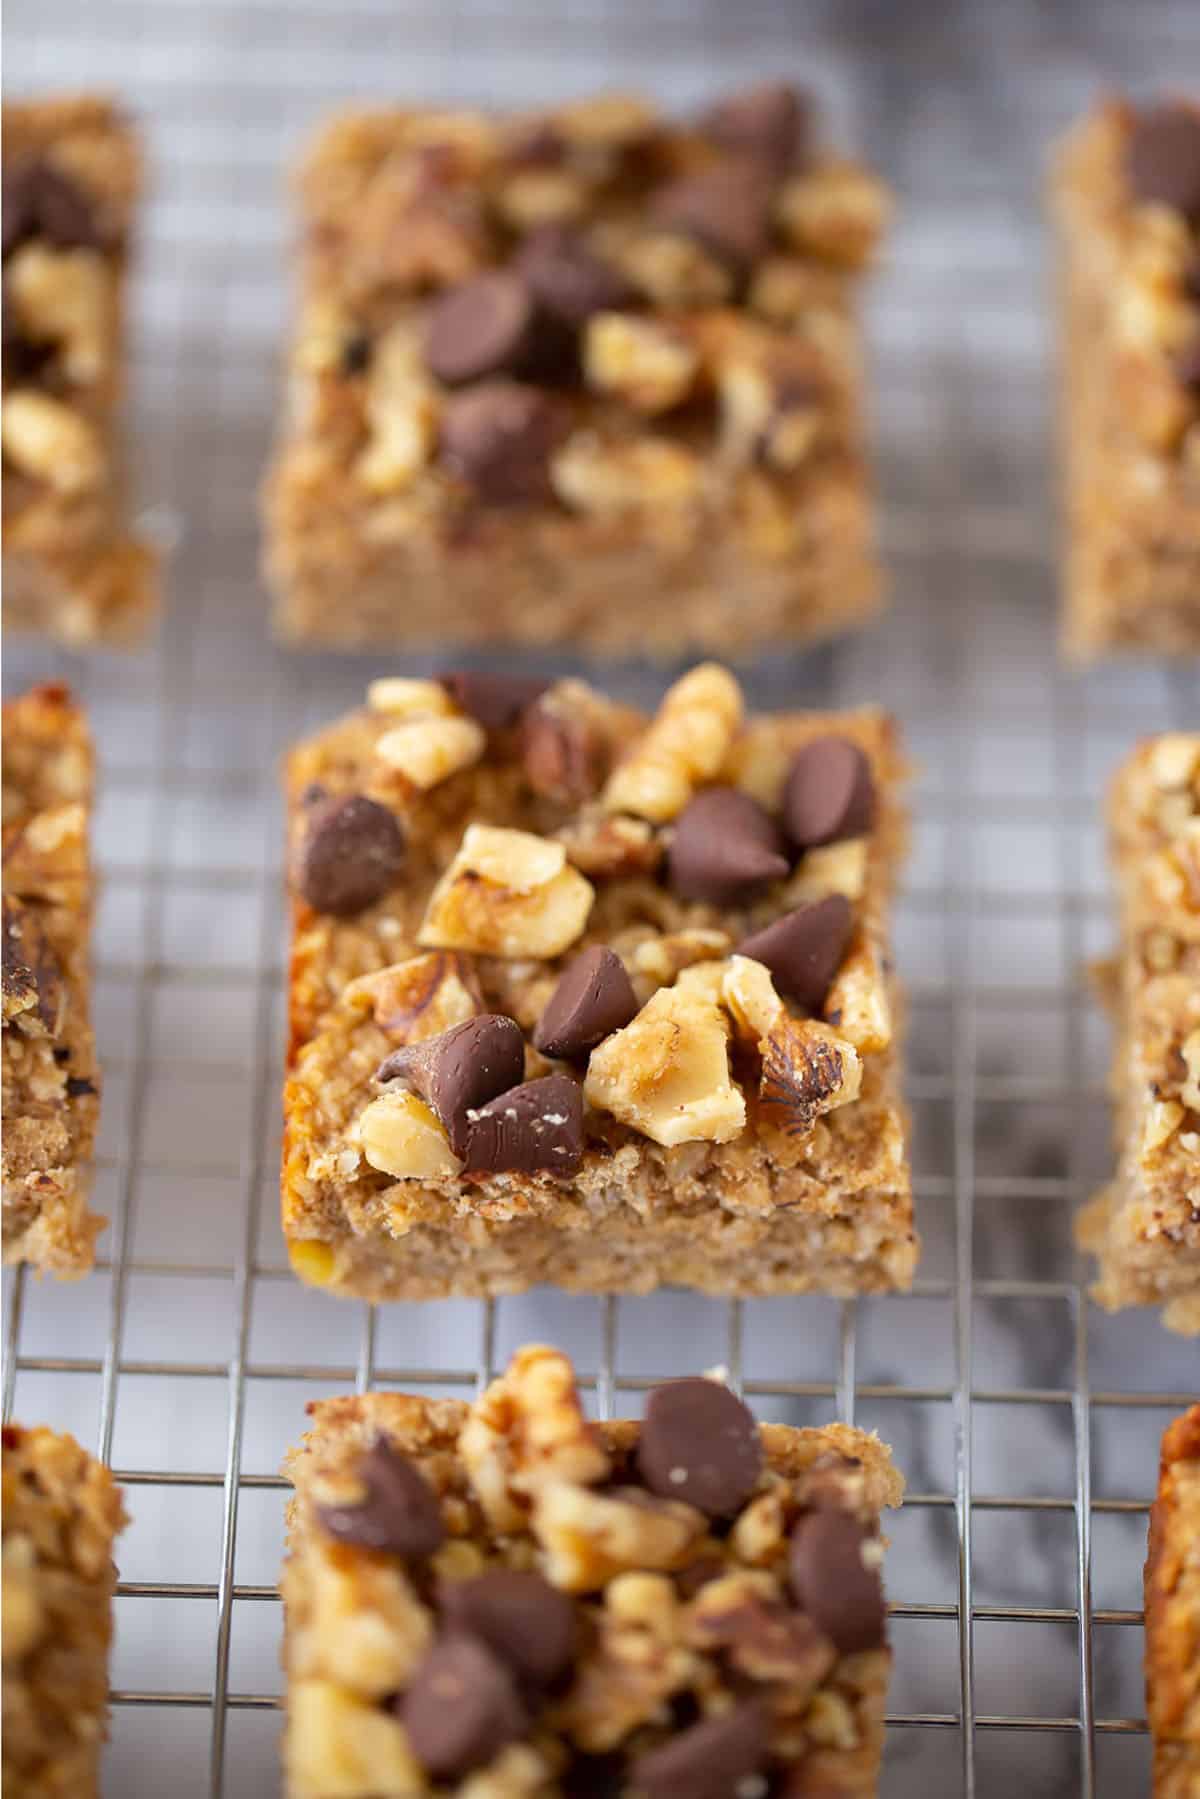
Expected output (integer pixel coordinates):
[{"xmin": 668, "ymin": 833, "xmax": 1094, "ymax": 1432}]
[
  {"xmin": 1051, "ymin": 98, "xmax": 1200, "ymax": 658},
  {"xmin": 1146, "ymin": 1406, "xmax": 1200, "ymax": 1797},
  {"xmin": 263, "ymin": 83, "xmax": 888, "ymax": 657},
  {"xmin": 1076, "ymin": 733, "xmax": 1200, "ymax": 1334},
  {"xmin": 1, "ymin": 1423, "xmax": 127, "ymax": 1798},
  {"xmin": 2, "ymin": 683, "xmax": 103, "ymax": 1275},
  {"xmin": 2, "ymin": 95, "xmax": 159, "ymax": 644},
  {"xmin": 281, "ymin": 1344, "xmax": 903, "ymax": 1796},
  {"xmin": 282, "ymin": 664, "xmax": 916, "ymax": 1300}
]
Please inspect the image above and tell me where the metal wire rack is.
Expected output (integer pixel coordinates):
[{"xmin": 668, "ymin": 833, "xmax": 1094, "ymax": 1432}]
[{"xmin": 4, "ymin": 1, "xmax": 1200, "ymax": 1794}]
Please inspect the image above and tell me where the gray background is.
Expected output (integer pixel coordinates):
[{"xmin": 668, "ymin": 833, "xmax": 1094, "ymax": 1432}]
[{"xmin": 4, "ymin": 0, "xmax": 1199, "ymax": 1794}]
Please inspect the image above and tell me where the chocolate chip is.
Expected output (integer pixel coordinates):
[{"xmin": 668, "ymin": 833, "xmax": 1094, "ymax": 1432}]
[
  {"xmin": 674, "ymin": 1554, "xmax": 727, "ymax": 1599},
  {"xmin": 65, "ymin": 1075, "xmax": 97, "ymax": 1098},
  {"xmin": 789, "ymin": 1510, "xmax": 886, "ymax": 1654},
  {"xmin": 400, "ymin": 1633, "xmax": 528, "ymax": 1778},
  {"xmin": 377, "ymin": 1014, "xmax": 526, "ymax": 1158},
  {"xmin": 696, "ymin": 1594, "xmax": 836, "ymax": 1691},
  {"xmin": 462, "ymin": 1072, "xmax": 584, "ymax": 1176},
  {"xmin": 534, "ymin": 946, "xmax": 638, "ymax": 1061},
  {"xmin": 440, "ymin": 379, "xmax": 568, "ymax": 505},
  {"xmin": 702, "ymin": 81, "xmax": 811, "ymax": 174},
  {"xmin": 427, "ymin": 272, "xmax": 540, "ymax": 385},
  {"xmin": 782, "ymin": 738, "xmax": 875, "ymax": 849},
  {"xmin": 628, "ymin": 1697, "xmax": 770, "ymax": 1799},
  {"xmin": 652, "ymin": 162, "xmax": 775, "ymax": 272},
  {"xmin": 1, "ymin": 896, "xmax": 63, "ymax": 1033},
  {"xmin": 520, "ymin": 695, "xmax": 608, "ymax": 804},
  {"xmin": 438, "ymin": 670, "xmax": 548, "ymax": 730},
  {"xmin": 1185, "ymin": 253, "xmax": 1200, "ymax": 303},
  {"xmin": 515, "ymin": 225, "xmax": 636, "ymax": 327},
  {"xmin": 1127, "ymin": 104, "xmax": 1200, "ymax": 223},
  {"xmin": 667, "ymin": 788, "xmax": 789, "ymax": 906},
  {"xmin": 295, "ymin": 793, "xmax": 406, "ymax": 916},
  {"xmin": 2, "ymin": 301, "xmax": 51, "ymax": 386},
  {"xmin": 3, "ymin": 159, "xmax": 105, "ymax": 259},
  {"xmin": 316, "ymin": 1437, "xmax": 445, "ymax": 1558},
  {"xmin": 637, "ymin": 1378, "xmax": 763, "ymax": 1518},
  {"xmin": 440, "ymin": 1570, "xmax": 578, "ymax": 1689},
  {"xmin": 737, "ymin": 895, "xmax": 853, "ymax": 1015}
]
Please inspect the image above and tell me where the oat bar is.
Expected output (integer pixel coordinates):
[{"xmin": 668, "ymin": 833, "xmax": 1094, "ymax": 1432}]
[
  {"xmin": 263, "ymin": 84, "xmax": 888, "ymax": 656},
  {"xmin": 1076, "ymin": 733, "xmax": 1200, "ymax": 1334},
  {"xmin": 1051, "ymin": 98, "xmax": 1200, "ymax": 658},
  {"xmin": 1, "ymin": 1423, "xmax": 127, "ymax": 1798},
  {"xmin": 2, "ymin": 683, "xmax": 103, "ymax": 1275},
  {"xmin": 3, "ymin": 96, "xmax": 158, "ymax": 644},
  {"xmin": 281, "ymin": 1344, "xmax": 903, "ymax": 1796},
  {"xmin": 1145, "ymin": 1406, "xmax": 1200, "ymax": 1797},
  {"xmin": 282, "ymin": 662, "xmax": 916, "ymax": 1300}
]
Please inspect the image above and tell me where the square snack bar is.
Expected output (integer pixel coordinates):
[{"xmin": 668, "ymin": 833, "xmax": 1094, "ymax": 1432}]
[
  {"xmin": 1145, "ymin": 1406, "xmax": 1200, "ymax": 1798},
  {"xmin": 2, "ymin": 683, "xmax": 103, "ymax": 1276},
  {"xmin": 1076, "ymin": 733, "xmax": 1200, "ymax": 1336},
  {"xmin": 1051, "ymin": 98, "xmax": 1200, "ymax": 657},
  {"xmin": 283, "ymin": 662, "xmax": 915, "ymax": 1301},
  {"xmin": 263, "ymin": 83, "xmax": 888, "ymax": 655},
  {"xmin": 282, "ymin": 1345, "xmax": 903, "ymax": 1797},
  {"xmin": 2, "ymin": 95, "xmax": 158, "ymax": 644},
  {"xmin": 1, "ymin": 1422, "xmax": 127, "ymax": 1798}
]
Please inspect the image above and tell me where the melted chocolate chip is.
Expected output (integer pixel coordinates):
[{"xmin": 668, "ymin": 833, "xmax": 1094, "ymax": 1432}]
[
  {"xmin": 628, "ymin": 1697, "xmax": 770, "ymax": 1799},
  {"xmin": 667, "ymin": 787, "xmax": 790, "ymax": 906},
  {"xmin": 440, "ymin": 1569, "xmax": 578, "ymax": 1689},
  {"xmin": 789, "ymin": 1510, "xmax": 886, "ymax": 1654},
  {"xmin": 376, "ymin": 1015, "xmax": 526, "ymax": 1158},
  {"xmin": 534, "ymin": 946, "xmax": 638, "ymax": 1062},
  {"xmin": 427, "ymin": 272, "xmax": 540, "ymax": 385},
  {"xmin": 782, "ymin": 738, "xmax": 875, "ymax": 849},
  {"xmin": 440, "ymin": 380, "xmax": 569, "ymax": 505},
  {"xmin": 702, "ymin": 81, "xmax": 811, "ymax": 174},
  {"xmin": 316, "ymin": 1438, "xmax": 444, "ymax": 1558},
  {"xmin": 462, "ymin": 1072, "xmax": 584, "ymax": 1176},
  {"xmin": 637, "ymin": 1377, "xmax": 763, "ymax": 1518},
  {"xmin": 737, "ymin": 895, "xmax": 853, "ymax": 1016},
  {"xmin": 652, "ymin": 162, "xmax": 775, "ymax": 272},
  {"xmin": 438, "ymin": 670, "xmax": 548, "ymax": 730},
  {"xmin": 516, "ymin": 225, "xmax": 636, "ymax": 327},
  {"xmin": 295, "ymin": 793, "xmax": 406, "ymax": 916},
  {"xmin": 400, "ymin": 1633, "xmax": 528, "ymax": 1778}
]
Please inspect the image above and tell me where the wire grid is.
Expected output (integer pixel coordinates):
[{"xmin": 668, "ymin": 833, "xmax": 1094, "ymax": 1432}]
[{"xmin": 4, "ymin": 1, "xmax": 1200, "ymax": 1794}]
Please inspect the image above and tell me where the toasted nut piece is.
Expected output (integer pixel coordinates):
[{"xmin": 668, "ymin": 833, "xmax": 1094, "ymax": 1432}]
[
  {"xmin": 723, "ymin": 955, "xmax": 862, "ymax": 1133},
  {"xmin": 584, "ymin": 312, "xmax": 699, "ymax": 413},
  {"xmin": 533, "ymin": 1481, "xmax": 707, "ymax": 1592},
  {"xmin": 6, "ymin": 244, "xmax": 111, "ymax": 384},
  {"xmin": 553, "ymin": 92, "xmax": 656, "ymax": 147},
  {"xmin": 495, "ymin": 167, "xmax": 589, "ymax": 229},
  {"xmin": 1144, "ymin": 1098, "xmax": 1184, "ymax": 1153},
  {"xmin": 631, "ymin": 929, "xmax": 733, "ymax": 996},
  {"xmin": 344, "ymin": 951, "xmax": 482, "ymax": 1042},
  {"xmin": 1182, "ymin": 1029, "xmax": 1200, "ymax": 1113},
  {"xmin": 357, "ymin": 322, "xmax": 439, "ymax": 495},
  {"xmin": 785, "ymin": 837, "xmax": 869, "ymax": 904},
  {"xmin": 1148, "ymin": 734, "xmax": 1200, "ymax": 791},
  {"xmin": 603, "ymin": 664, "xmax": 743, "ymax": 823},
  {"xmin": 805, "ymin": 1689, "xmax": 860, "ymax": 1751},
  {"xmin": 1, "ymin": 1540, "xmax": 42, "ymax": 1660},
  {"xmin": 2, "ymin": 390, "xmax": 104, "ymax": 492},
  {"xmin": 585, "ymin": 978, "xmax": 745, "ymax": 1147},
  {"xmin": 555, "ymin": 811, "xmax": 663, "ymax": 880},
  {"xmin": 775, "ymin": 164, "xmax": 890, "ymax": 267},
  {"xmin": 375, "ymin": 716, "xmax": 486, "ymax": 790},
  {"xmin": 297, "ymin": 1543, "xmax": 434, "ymax": 1696},
  {"xmin": 551, "ymin": 431, "xmax": 704, "ymax": 517},
  {"xmin": 460, "ymin": 1344, "xmax": 610, "ymax": 1533},
  {"xmin": 419, "ymin": 824, "xmax": 595, "ymax": 959},
  {"xmin": 616, "ymin": 229, "xmax": 734, "ymax": 307},
  {"xmin": 286, "ymin": 1679, "xmax": 428, "ymax": 1798},
  {"xmin": 367, "ymin": 677, "xmax": 456, "ymax": 718},
  {"xmin": 354, "ymin": 1090, "xmax": 464, "ymax": 1179},
  {"xmin": 822, "ymin": 934, "xmax": 892, "ymax": 1054}
]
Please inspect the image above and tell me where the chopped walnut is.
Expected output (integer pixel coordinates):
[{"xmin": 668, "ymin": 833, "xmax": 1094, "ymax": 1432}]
[
  {"xmin": 775, "ymin": 164, "xmax": 890, "ymax": 267},
  {"xmin": 367, "ymin": 677, "xmax": 456, "ymax": 719},
  {"xmin": 584, "ymin": 312, "xmax": 699, "ymax": 414},
  {"xmin": 555, "ymin": 810, "xmax": 663, "ymax": 881},
  {"xmin": 292, "ymin": 1540, "xmax": 433, "ymax": 1696},
  {"xmin": 5, "ymin": 243, "xmax": 112, "ymax": 385},
  {"xmin": 585, "ymin": 975, "xmax": 746, "ymax": 1147},
  {"xmin": 353, "ymin": 1089, "xmax": 463, "ymax": 1179},
  {"xmin": 602, "ymin": 664, "xmax": 743, "ymax": 824},
  {"xmin": 822, "ymin": 934, "xmax": 893, "ymax": 1055},
  {"xmin": 419, "ymin": 824, "xmax": 595, "ymax": 959},
  {"xmin": 344, "ymin": 951, "xmax": 482, "ymax": 1041},
  {"xmin": 533, "ymin": 1481, "xmax": 706, "ymax": 1592},
  {"xmin": 551, "ymin": 431, "xmax": 705, "ymax": 517},
  {"xmin": 286, "ymin": 1679, "xmax": 427, "ymax": 1796},
  {"xmin": 614, "ymin": 229, "xmax": 733, "ymax": 307},
  {"xmin": 459, "ymin": 1345, "xmax": 610, "ymax": 1534},
  {"xmin": 785, "ymin": 838, "xmax": 870, "ymax": 905},
  {"xmin": 375, "ymin": 715, "xmax": 486, "ymax": 790},
  {"xmin": 356, "ymin": 321, "xmax": 439, "ymax": 495},
  {"xmin": 722, "ymin": 956, "xmax": 862, "ymax": 1134},
  {"xmin": 2, "ymin": 390, "xmax": 104, "ymax": 493},
  {"xmin": 630, "ymin": 929, "xmax": 733, "ymax": 998},
  {"xmin": 495, "ymin": 167, "xmax": 590, "ymax": 230}
]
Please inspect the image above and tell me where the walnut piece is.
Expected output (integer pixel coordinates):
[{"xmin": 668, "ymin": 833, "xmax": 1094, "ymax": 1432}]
[
  {"xmin": 367, "ymin": 677, "xmax": 455, "ymax": 719},
  {"xmin": 286, "ymin": 1679, "xmax": 427, "ymax": 1798},
  {"xmin": 6, "ymin": 243, "xmax": 112, "ymax": 384},
  {"xmin": 353, "ymin": 1089, "xmax": 463, "ymax": 1179},
  {"xmin": 1, "ymin": 389, "xmax": 104, "ymax": 493},
  {"xmin": 294, "ymin": 1541, "xmax": 433, "ymax": 1696},
  {"xmin": 459, "ymin": 1344, "xmax": 610, "ymax": 1534},
  {"xmin": 344, "ymin": 951, "xmax": 482, "ymax": 1042},
  {"xmin": 584, "ymin": 312, "xmax": 699, "ymax": 414},
  {"xmin": 775, "ymin": 164, "xmax": 889, "ymax": 267},
  {"xmin": 723, "ymin": 955, "xmax": 862, "ymax": 1134},
  {"xmin": 419, "ymin": 824, "xmax": 595, "ymax": 959},
  {"xmin": 585, "ymin": 974, "xmax": 746, "ymax": 1147},
  {"xmin": 356, "ymin": 322, "xmax": 439, "ymax": 495},
  {"xmin": 375, "ymin": 715, "xmax": 486, "ymax": 790},
  {"xmin": 602, "ymin": 663, "xmax": 743, "ymax": 824},
  {"xmin": 551, "ymin": 431, "xmax": 704, "ymax": 518},
  {"xmin": 533, "ymin": 1481, "xmax": 706, "ymax": 1592}
]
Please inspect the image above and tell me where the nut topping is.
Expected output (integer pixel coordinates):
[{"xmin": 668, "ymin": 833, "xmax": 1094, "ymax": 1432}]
[
  {"xmin": 584, "ymin": 976, "xmax": 745, "ymax": 1147},
  {"xmin": 603, "ymin": 664, "xmax": 743, "ymax": 824},
  {"xmin": 419, "ymin": 823, "xmax": 595, "ymax": 959},
  {"xmin": 376, "ymin": 1014, "xmax": 526, "ymax": 1157}
]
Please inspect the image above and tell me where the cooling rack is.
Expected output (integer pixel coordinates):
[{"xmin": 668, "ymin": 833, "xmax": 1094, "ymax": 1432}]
[{"xmin": 4, "ymin": 1, "xmax": 1199, "ymax": 1794}]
